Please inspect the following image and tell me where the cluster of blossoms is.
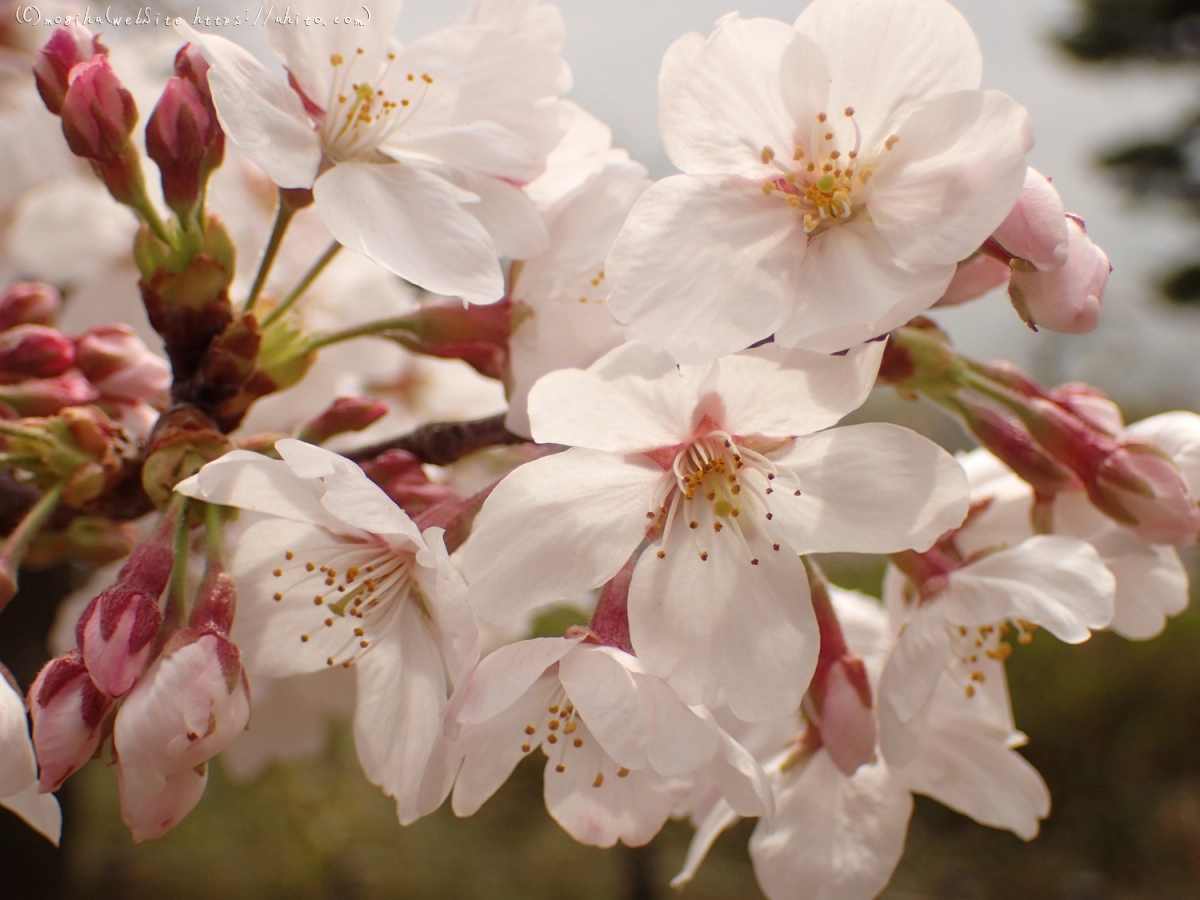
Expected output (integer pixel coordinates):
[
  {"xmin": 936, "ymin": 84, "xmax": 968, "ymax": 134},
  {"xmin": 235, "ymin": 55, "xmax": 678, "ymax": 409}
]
[{"xmin": 0, "ymin": 0, "xmax": 1196, "ymax": 896}]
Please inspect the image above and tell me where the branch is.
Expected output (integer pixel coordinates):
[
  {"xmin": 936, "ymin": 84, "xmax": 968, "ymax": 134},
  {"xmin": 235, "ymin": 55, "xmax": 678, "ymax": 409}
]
[{"xmin": 345, "ymin": 413, "xmax": 528, "ymax": 466}]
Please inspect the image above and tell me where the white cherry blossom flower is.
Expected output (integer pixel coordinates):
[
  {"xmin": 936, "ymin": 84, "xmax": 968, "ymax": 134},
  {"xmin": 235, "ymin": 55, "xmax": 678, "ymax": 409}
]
[
  {"xmin": 606, "ymin": 0, "xmax": 1032, "ymax": 361},
  {"xmin": 1, "ymin": 667, "xmax": 62, "ymax": 844},
  {"xmin": 175, "ymin": 439, "xmax": 479, "ymax": 822},
  {"xmin": 421, "ymin": 635, "xmax": 771, "ymax": 848},
  {"xmin": 179, "ymin": 0, "xmax": 569, "ymax": 304},
  {"xmin": 465, "ymin": 341, "xmax": 968, "ymax": 721}
]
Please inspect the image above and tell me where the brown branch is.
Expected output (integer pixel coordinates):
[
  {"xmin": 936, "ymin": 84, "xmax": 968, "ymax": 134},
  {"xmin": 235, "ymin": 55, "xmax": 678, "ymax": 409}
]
[{"xmin": 345, "ymin": 413, "xmax": 528, "ymax": 466}]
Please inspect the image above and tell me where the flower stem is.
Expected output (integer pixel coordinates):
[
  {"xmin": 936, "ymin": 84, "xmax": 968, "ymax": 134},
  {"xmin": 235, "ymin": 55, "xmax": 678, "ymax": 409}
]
[
  {"xmin": 0, "ymin": 481, "xmax": 66, "ymax": 614},
  {"xmin": 165, "ymin": 494, "xmax": 192, "ymax": 623},
  {"xmin": 260, "ymin": 240, "xmax": 342, "ymax": 327},
  {"xmin": 243, "ymin": 192, "xmax": 297, "ymax": 313},
  {"xmin": 345, "ymin": 414, "xmax": 529, "ymax": 466}
]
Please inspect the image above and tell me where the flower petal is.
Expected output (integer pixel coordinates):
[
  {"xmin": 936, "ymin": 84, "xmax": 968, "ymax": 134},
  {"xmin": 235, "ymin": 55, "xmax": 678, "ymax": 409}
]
[
  {"xmin": 659, "ymin": 15, "xmax": 800, "ymax": 178},
  {"xmin": 441, "ymin": 168, "xmax": 549, "ymax": 260},
  {"xmin": 870, "ymin": 90, "xmax": 1033, "ymax": 267},
  {"xmin": 606, "ymin": 175, "xmax": 806, "ymax": 363},
  {"xmin": 767, "ymin": 423, "xmax": 969, "ymax": 554},
  {"xmin": 878, "ymin": 601, "xmax": 949, "ymax": 727},
  {"xmin": 313, "ymin": 161, "xmax": 505, "ymax": 305},
  {"xmin": 453, "ymin": 638, "xmax": 579, "ymax": 729},
  {"xmin": 0, "ymin": 782, "xmax": 62, "ymax": 845}
]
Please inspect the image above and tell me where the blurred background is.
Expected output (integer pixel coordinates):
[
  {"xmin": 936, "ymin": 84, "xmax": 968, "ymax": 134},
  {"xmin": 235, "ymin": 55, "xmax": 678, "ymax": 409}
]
[{"xmin": 3, "ymin": 0, "xmax": 1200, "ymax": 897}]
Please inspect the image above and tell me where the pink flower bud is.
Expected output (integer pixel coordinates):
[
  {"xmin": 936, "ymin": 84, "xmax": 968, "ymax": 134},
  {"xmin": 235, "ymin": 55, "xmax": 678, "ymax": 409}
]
[
  {"xmin": 0, "ymin": 325, "xmax": 75, "ymax": 378},
  {"xmin": 297, "ymin": 396, "xmax": 388, "ymax": 445},
  {"xmin": 174, "ymin": 43, "xmax": 215, "ymax": 113},
  {"xmin": 113, "ymin": 630, "xmax": 250, "ymax": 806},
  {"xmin": 145, "ymin": 78, "xmax": 217, "ymax": 216},
  {"xmin": 116, "ymin": 759, "xmax": 207, "ymax": 843},
  {"xmin": 33, "ymin": 23, "xmax": 108, "ymax": 115},
  {"xmin": 993, "ymin": 168, "xmax": 1069, "ymax": 271},
  {"xmin": 1049, "ymin": 383, "xmax": 1123, "ymax": 436},
  {"xmin": 815, "ymin": 657, "xmax": 876, "ymax": 777},
  {"xmin": 59, "ymin": 56, "xmax": 138, "ymax": 164},
  {"xmin": 361, "ymin": 449, "xmax": 461, "ymax": 516},
  {"xmin": 0, "ymin": 283, "xmax": 62, "ymax": 331},
  {"xmin": 74, "ymin": 325, "xmax": 170, "ymax": 406},
  {"xmin": 958, "ymin": 399, "xmax": 1080, "ymax": 496},
  {"xmin": 1009, "ymin": 217, "xmax": 1109, "ymax": 334},
  {"xmin": 28, "ymin": 651, "xmax": 114, "ymax": 792},
  {"xmin": 75, "ymin": 535, "xmax": 175, "ymax": 697},
  {"xmin": 1092, "ymin": 443, "xmax": 1200, "ymax": 546},
  {"xmin": 385, "ymin": 299, "xmax": 514, "ymax": 379},
  {"xmin": 0, "ymin": 370, "xmax": 100, "ymax": 416},
  {"xmin": 933, "ymin": 254, "xmax": 1010, "ymax": 307}
]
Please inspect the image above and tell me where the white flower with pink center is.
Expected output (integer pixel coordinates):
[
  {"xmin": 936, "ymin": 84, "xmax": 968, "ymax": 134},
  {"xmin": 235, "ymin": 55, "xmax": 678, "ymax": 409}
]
[
  {"xmin": 176, "ymin": 439, "xmax": 479, "ymax": 823},
  {"xmin": 605, "ymin": 0, "xmax": 1033, "ymax": 361},
  {"xmin": 464, "ymin": 342, "xmax": 969, "ymax": 721}
]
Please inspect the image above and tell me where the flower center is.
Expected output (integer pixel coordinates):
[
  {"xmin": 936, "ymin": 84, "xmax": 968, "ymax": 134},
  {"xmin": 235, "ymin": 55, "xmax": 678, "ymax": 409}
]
[
  {"xmin": 758, "ymin": 107, "xmax": 899, "ymax": 235},
  {"xmin": 269, "ymin": 537, "xmax": 416, "ymax": 668},
  {"xmin": 518, "ymin": 682, "xmax": 630, "ymax": 785},
  {"xmin": 947, "ymin": 619, "xmax": 1036, "ymax": 699},
  {"xmin": 317, "ymin": 49, "xmax": 433, "ymax": 162}
]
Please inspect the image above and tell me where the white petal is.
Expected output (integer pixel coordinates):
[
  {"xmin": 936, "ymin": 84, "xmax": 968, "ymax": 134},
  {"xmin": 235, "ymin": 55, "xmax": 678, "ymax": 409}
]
[
  {"xmin": 1106, "ymin": 541, "xmax": 1188, "ymax": 641},
  {"xmin": 749, "ymin": 754, "xmax": 912, "ymax": 900},
  {"xmin": 629, "ymin": 525, "xmax": 817, "ymax": 722},
  {"xmin": 774, "ymin": 222, "xmax": 953, "ymax": 353},
  {"xmin": 878, "ymin": 602, "xmax": 950, "ymax": 726},
  {"xmin": 870, "ymin": 90, "xmax": 1033, "ymax": 267},
  {"xmin": 441, "ymin": 168, "xmax": 549, "ymax": 260},
  {"xmin": 768, "ymin": 423, "xmax": 970, "ymax": 554},
  {"xmin": 527, "ymin": 344, "xmax": 701, "ymax": 452},
  {"xmin": 0, "ymin": 678, "xmax": 38, "ymax": 799},
  {"xmin": 709, "ymin": 726, "xmax": 776, "ymax": 818},
  {"xmin": 465, "ymin": 450, "xmax": 663, "ymax": 624},
  {"xmin": 178, "ymin": 23, "xmax": 321, "ymax": 188},
  {"xmin": 606, "ymin": 175, "xmax": 806, "ymax": 363},
  {"xmin": 658, "ymin": 15, "xmax": 800, "ymax": 178},
  {"xmin": 671, "ymin": 797, "xmax": 740, "ymax": 887},
  {"xmin": 413, "ymin": 529, "xmax": 480, "ymax": 685},
  {"xmin": 313, "ymin": 161, "xmax": 505, "ymax": 305},
  {"xmin": 717, "ymin": 341, "xmax": 884, "ymax": 438},
  {"xmin": 1125, "ymin": 411, "xmax": 1200, "ymax": 494},
  {"xmin": 454, "ymin": 638, "xmax": 579, "ymax": 728},
  {"xmin": 1, "ymin": 783, "xmax": 62, "ymax": 845},
  {"xmin": 944, "ymin": 535, "xmax": 1115, "ymax": 642},
  {"xmin": 794, "ymin": 0, "xmax": 982, "ymax": 153},
  {"xmin": 388, "ymin": 122, "xmax": 545, "ymax": 183}
]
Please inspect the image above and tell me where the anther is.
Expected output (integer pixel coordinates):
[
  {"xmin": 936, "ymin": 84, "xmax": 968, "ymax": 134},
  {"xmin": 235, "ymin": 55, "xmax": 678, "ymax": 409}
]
[
  {"xmin": 273, "ymin": 569, "xmax": 282, "ymax": 577},
  {"xmin": 555, "ymin": 764, "xmax": 565, "ymax": 773},
  {"xmin": 699, "ymin": 552, "xmax": 709, "ymax": 561},
  {"xmin": 689, "ymin": 521, "xmax": 699, "ymax": 529},
  {"xmin": 713, "ymin": 522, "xmax": 723, "ymax": 532},
  {"xmin": 885, "ymin": 135, "xmax": 900, "ymax": 150},
  {"xmin": 617, "ymin": 767, "xmax": 630, "ymax": 778},
  {"xmin": 593, "ymin": 773, "xmax": 604, "ymax": 787},
  {"xmin": 656, "ymin": 550, "xmax": 666, "ymax": 559},
  {"xmin": 761, "ymin": 146, "xmax": 775, "ymax": 164},
  {"xmin": 547, "ymin": 734, "xmax": 558, "ymax": 744},
  {"xmin": 273, "ymin": 593, "xmax": 283, "ymax": 601},
  {"xmin": 765, "ymin": 513, "xmax": 773, "ymax": 520},
  {"xmin": 573, "ymin": 738, "xmax": 583, "ymax": 748},
  {"xmin": 285, "ymin": 551, "xmax": 294, "ymax": 560},
  {"xmin": 521, "ymin": 744, "xmax": 532, "ymax": 753},
  {"xmin": 306, "ymin": 562, "xmax": 315, "ymax": 572},
  {"xmin": 301, "ymin": 634, "xmax": 309, "ymax": 642},
  {"xmin": 772, "ymin": 543, "xmax": 780, "ymax": 551},
  {"xmin": 793, "ymin": 147, "xmax": 804, "ymax": 160},
  {"xmin": 817, "ymin": 112, "xmax": 827, "ymax": 123},
  {"xmin": 844, "ymin": 107, "xmax": 855, "ymax": 116},
  {"xmin": 751, "ymin": 558, "xmax": 759, "ymax": 566}
]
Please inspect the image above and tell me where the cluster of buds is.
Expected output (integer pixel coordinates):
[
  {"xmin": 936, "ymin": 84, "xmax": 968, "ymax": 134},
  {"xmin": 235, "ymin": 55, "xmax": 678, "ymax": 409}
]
[
  {"xmin": 937, "ymin": 169, "xmax": 1111, "ymax": 334},
  {"xmin": 27, "ymin": 503, "xmax": 250, "ymax": 840}
]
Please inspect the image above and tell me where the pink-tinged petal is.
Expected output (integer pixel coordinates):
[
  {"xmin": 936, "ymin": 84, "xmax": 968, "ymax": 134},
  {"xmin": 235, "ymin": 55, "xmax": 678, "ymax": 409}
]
[
  {"xmin": 768, "ymin": 423, "xmax": 970, "ymax": 555},
  {"xmin": 388, "ymin": 122, "xmax": 545, "ymax": 184},
  {"xmin": 527, "ymin": 343, "xmax": 701, "ymax": 452},
  {"xmin": 898, "ymin": 719, "xmax": 1049, "ymax": 841},
  {"xmin": 774, "ymin": 222, "xmax": 953, "ymax": 353},
  {"xmin": 442, "ymin": 168, "xmax": 548, "ymax": 260},
  {"xmin": 934, "ymin": 254, "xmax": 1011, "ymax": 307},
  {"xmin": 449, "ymin": 674, "xmax": 560, "ymax": 816},
  {"xmin": 523, "ymin": 101, "xmax": 616, "ymax": 209},
  {"xmin": 1125, "ymin": 412, "xmax": 1200, "ymax": 494},
  {"xmin": 352, "ymin": 604, "xmax": 447, "ymax": 822},
  {"xmin": 313, "ymin": 161, "xmax": 505, "ymax": 306},
  {"xmin": 454, "ymin": 638, "xmax": 580, "ymax": 728},
  {"xmin": 795, "ymin": 0, "xmax": 982, "ymax": 152},
  {"xmin": 994, "ymin": 168, "xmax": 1069, "ymax": 270},
  {"xmin": 749, "ymin": 754, "xmax": 912, "ymax": 900},
  {"xmin": 629, "ymin": 525, "xmax": 817, "ymax": 723},
  {"xmin": 177, "ymin": 451, "xmax": 347, "ymax": 533},
  {"xmin": 177, "ymin": 23, "xmax": 320, "ymax": 188},
  {"xmin": 0, "ymin": 782, "xmax": 62, "ymax": 845},
  {"xmin": 27, "ymin": 653, "xmax": 112, "ymax": 792},
  {"xmin": 465, "ymin": 450, "xmax": 663, "ymax": 624},
  {"xmin": 671, "ymin": 797, "xmax": 740, "ymax": 887},
  {"xmin": 870, "ymin": 89, "xmax": 1032, "ymax": 267},
  {"xmin": 943, "ymin": 536, "xmax": 1114, "ymax": 642},
  {"xmin": 1008, "ymin": 217, "xmax": 1108, "ymax": 334},
  {"xmin": 658, "ymin": 15, "xmax": 800, "ymax": 178},
  {"xmin": 717, "ymin": 341, "xmax": 884, "ymax": 439},
  {"xmin": 117, "ymin": 762, "xmax": 207, "ymax": 843},
  {"xmin": 542, "ymin": 722, "xmax": 691, "ymax": 848},
  {"xmin": 878, "ymin": 602, "xmax": 949, "ymax": 727},
  {"xmin": 606, "ymin": 175, "xmax": 805, "ymax": 363}
]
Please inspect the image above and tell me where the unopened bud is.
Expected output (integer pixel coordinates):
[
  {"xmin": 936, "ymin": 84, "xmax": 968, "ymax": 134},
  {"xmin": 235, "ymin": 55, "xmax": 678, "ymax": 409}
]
[
  {"xmin": 993, "ymin": 168, "xmax": 1069, "ymax": 271},
  {"xmin": 75, "ymin": 525, "xmax": 176, "ymax": 697},
  {"xmin": 33, "ymin": 23, "xmax": 108, "ymax": 115},
  {"xmin": 298, "ymin": 397, "xmax": 388, "ymax": 445},
  {"xmin": 116, "ymin": 759, "xmax": 207, "ymax": 843},
  {"xmin": 361, "ymin": 449, "xmax": 460, "ymax": 516},
  {"xmin": 379, "ymin": 299, "xmax": 514, "ymax": 380},
  {"xmin": 59, "ymin": 56, "xmax": 138, "ymax": 164},
  {"xmin": 1009, "ymin": 217, "xmax": 1108, "ymax": 334},
  {"xmin": 1092, "ymin": 443, "xmax": 1200, "ymax": 546},
  {"xmin": 74, "ymin": 325, "xmax": 170, "ymax": 406},
  {"xmin": 814, "ymin": 657, "xmax": 876, "ymax": 777},
  {"xmin": 0, "ymin": 371, "xmax": 99, "ymax": 416},
  {"xmin": 0, "ymin": 283, "xmax": 62, "ymax": 330},
  {"xmin": 28, "ymin": 650, "xmax": 114, "ymax": 792},
  {"xmin": 141, "ymin": 406, "xmax": 232, "ymax": 508},
  {"xmin": 145, "ymin": 78, "xmax": 218, "ymax": 218},
  {"xmin": 957, "ymin": 399, "xmax": 1080, "ymax": 496},
  {"xmin": 0, "ymin": 325, "xmax": 75, "ymax": 378},
  {"xmin": 934, "ymin": 254, "xmax": 1010, "ymax": 308},
  {"xmin": 1049, "ymin": 382, "xmax": 1123, "ymax": 436}
]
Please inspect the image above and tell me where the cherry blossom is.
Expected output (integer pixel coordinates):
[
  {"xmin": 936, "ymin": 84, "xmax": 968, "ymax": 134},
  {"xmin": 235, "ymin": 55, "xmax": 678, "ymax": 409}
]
[
  {"xmin": 606, "ymin": 0, "xmax": 1032, "ymax": 361},
  {"xmin": 465, "ymin": 341, "xmax": 968, "ymax": 721},
  {"xmin": 175, "ymin": 439, "xmax": 479, "ymax": 822},
  {"xmin": 179, "ymin": 0, "xmax": 568, "ymax": 304}
]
